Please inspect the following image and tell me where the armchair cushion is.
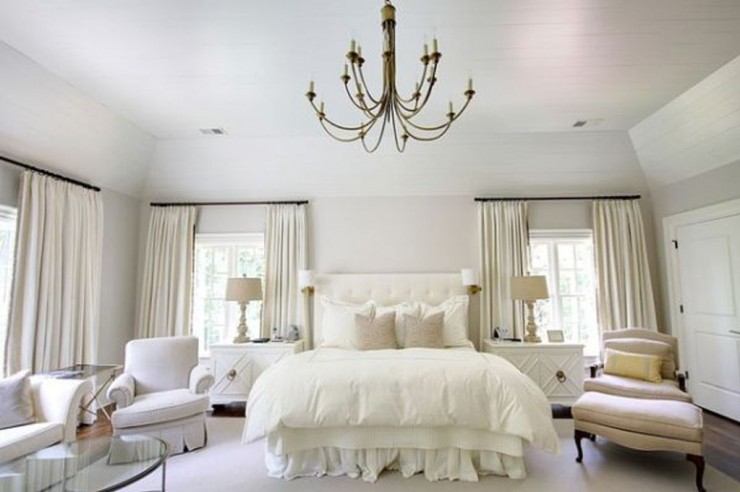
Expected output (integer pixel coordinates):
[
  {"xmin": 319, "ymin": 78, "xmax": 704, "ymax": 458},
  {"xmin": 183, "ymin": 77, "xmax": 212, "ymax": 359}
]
[
  {"xmin": 0, "ymin": 370, "xmax": 35, "ymax": 430},
  {"xmin": 604, "ymin": 337, "xmax": 676, "ymax": 379},
  {"xmin": 189, "ymin": 366, "xmax": 214, "ymax": 395},
  {"xmin": 108, "ymin": 373, "xmax": 135, "ymax": 409},
  {"xmin": 0, "ymin": 422, "xmax": 63, "ymax": 463},
  {"xmin": 124, "ymin": 337, "xmax": 198, "ymax": 395},
  {"xmin": 584, "ymin": 374, "xmax": 691, "ymax": 402},
  {"xmin": 111, "ymin": 389, "xmax": 209, "ymax": 429}
]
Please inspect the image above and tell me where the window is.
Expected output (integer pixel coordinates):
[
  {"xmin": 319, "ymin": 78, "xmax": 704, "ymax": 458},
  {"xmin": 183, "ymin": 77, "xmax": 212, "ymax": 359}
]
[
  {"xmin": 0, "ymin": 206, "xmax": 16, "ymax": 373},
  {"xmin": 529, "ymin": 230, "xmax": 599, "ymax": 356},
  {"xmin": 192, "ymin": 234, "xmax": 265, "ymax": 356}
]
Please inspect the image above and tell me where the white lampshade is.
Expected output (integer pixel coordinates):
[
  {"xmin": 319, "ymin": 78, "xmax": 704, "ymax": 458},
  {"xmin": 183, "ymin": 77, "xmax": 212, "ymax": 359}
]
[
  {"xmin": 510, "ymin": 275, "xmax": 549, "ymax": 301},
  {"xmin": 460, "ymin": 268, "xmax": 478, "ymax": 286},
  {"xmin": 298, "ymin": 269, "xmax": 315, "ymax": 289},
  {"xmin": 225, "ymin": 277, "xmax": 263, "ymax": 302}
]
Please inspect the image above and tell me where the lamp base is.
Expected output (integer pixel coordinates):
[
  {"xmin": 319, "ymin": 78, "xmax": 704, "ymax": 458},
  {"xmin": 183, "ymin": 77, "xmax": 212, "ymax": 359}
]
[
  {"xmin": 233, "ymin": 334, "xmax": 251, "ymax": 344},
  {"xmin": 523, "ymin": 301, "xmax": 541, "ymax": 343},
  {"xmin": 233, "ymin": 302, "xmax": 250, "ymax": 344}
]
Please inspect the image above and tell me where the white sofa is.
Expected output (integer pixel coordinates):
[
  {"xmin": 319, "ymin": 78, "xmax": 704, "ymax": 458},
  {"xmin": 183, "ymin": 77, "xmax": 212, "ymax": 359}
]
[
  {"xmin": 0, "ymin": 377, "xmax": 91, "ymax": 463},
  {"xmin": 107, "ymin": 336, "xmax": 215, "ymax": 455}
]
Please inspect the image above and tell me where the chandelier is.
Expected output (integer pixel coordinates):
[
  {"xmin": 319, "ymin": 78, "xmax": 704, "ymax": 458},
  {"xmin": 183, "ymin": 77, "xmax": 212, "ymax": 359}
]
[{"xmin": 305, "ymin": 0, "xmax": 475, "ymax": 153}]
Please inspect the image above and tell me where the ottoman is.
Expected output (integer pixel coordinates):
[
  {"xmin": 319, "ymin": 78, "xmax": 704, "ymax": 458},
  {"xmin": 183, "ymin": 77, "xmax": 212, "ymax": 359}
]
[{"xmin": 572, "ymin": 391, "xmax": 705, "ymax": 492}]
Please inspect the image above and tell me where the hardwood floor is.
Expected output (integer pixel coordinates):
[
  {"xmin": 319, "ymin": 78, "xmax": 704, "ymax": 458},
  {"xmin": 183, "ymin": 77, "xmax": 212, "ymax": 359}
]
[{"xmin": 78, "ymin": 404, "xmax": 740, "ymax": 482}]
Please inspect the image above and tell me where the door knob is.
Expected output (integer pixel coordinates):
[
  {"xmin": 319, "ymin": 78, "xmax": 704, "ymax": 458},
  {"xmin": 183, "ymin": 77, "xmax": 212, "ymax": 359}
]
[{"xmin": 227, "ymin": 369, "xmax": 237, "ymax": 381}]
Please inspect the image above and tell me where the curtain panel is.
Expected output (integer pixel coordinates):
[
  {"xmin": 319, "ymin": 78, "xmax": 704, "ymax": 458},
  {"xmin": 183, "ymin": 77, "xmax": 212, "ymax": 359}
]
[
  {"xmin": 593, "ymin": 199, "xmax": 657, "ymax": 332},
  {"xmin": 262, "ymin": 204, "xmax": 307, "ymax": 340},
  {"xmin": 478, "ymin": 201, "xmax": 529, "ymax": 345},
  {"xmin": 5, "ymin": 171, "xmax": 103, "ymax": 374},
  {"xmin": 136, "ymin": 206, "xmax": 196, "ymax": 339}
]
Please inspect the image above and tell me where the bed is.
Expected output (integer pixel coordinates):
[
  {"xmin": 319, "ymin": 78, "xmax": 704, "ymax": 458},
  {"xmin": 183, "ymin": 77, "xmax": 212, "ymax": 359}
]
[{"xmin": 242, "ymin": 273, "xmax": 559, "ymax": 482}]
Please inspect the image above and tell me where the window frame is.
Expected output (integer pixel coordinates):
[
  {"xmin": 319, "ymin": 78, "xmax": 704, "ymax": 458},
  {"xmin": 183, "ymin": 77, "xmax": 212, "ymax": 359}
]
[
  {"xmin": 0, "ymin": 205, "xmax": 17, "ymax": 375},
  {"xmin": 529, "ymin": 229, "xmax": 599, "ymax": 356},
  {"xmin": 192, "ymin": 232, "xmax": 265, "ymax": 357}
]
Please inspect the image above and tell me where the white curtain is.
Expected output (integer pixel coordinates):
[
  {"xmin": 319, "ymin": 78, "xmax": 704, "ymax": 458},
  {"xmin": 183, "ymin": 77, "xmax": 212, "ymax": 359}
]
[
  {"xmin": 478, "ymin": 201, "xmax": 529, "ymax": 344},
  {"xmin": 593, "ymin": 199, "xmax": 657, "ymax": 332},
  {"xmin": 262, "ymin": 204, "xmax": 307, "ymax": 339},
  {"xmin": 5, "ymin": 171, "xmax": 103, "ymax": 374},
  {"xmin": 136, "ymin": 206, "xmax": 196, "ymax": 339}
]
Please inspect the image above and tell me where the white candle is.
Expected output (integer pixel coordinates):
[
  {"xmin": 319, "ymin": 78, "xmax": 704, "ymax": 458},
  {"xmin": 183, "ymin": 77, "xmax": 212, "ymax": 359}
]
[
  {"xmin": 468, "ymin": 78, "xmax": 473, "ymax": 91},
  {"xmin": 308, "ymin": 80, "xmax": 314, "ymax": 93},
  {"xmin": 319, "ymin": 101, "xmax": 325, "ymax": 113},
  {"xmin": 344, "ymin": 64, "xmax": 349, "ymax": 76},
  {"xmin": 350, "ymin": 39, "xmax": 356, "ymax": 53},
  {"xmin": 448, "ymin": 101, "xmax": 453, "ymax": 113},
  {"xmin": 423, "ymin": 44, "xmax": 429, "ymax": 56},
  {"xmin": 357, "ymin": 45, "xmax": 362, "ymax": 56},
  {"xmin": 433, "ymin": 38, "xmax": 438, "ymax": 53}
]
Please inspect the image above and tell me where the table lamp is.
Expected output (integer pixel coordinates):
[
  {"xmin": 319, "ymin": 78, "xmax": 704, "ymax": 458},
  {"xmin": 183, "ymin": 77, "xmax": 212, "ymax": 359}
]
[
  {"xmin": 510, "ymin": 275, "xmax": 549, "ymax": 343},
  {"xmin": 225, "ymin": 277, "xmax": 263, "ymax": 343}
]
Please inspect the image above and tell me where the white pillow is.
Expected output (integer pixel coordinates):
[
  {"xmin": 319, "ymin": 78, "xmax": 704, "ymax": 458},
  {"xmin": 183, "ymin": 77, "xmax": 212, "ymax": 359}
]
[
  {"xmin": 375, "ymin": 301, "xmax": 420, "ymax": 347},
  {"xmin": 0, "ymin": 370, "xmax": 35, "ymax": 430},
  {"xmin": 319, "ymin": 296, "xmax": 374, "ymax": 349},
  {"xmin": 417, "ymin": 295, "xmax": 470, "ymax": 347}
]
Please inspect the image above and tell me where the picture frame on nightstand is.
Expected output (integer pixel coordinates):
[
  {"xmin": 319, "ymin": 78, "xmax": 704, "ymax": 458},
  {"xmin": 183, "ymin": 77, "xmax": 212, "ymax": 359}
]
[{"xmin": 546, "ymin": 330, "xmax": 565, "ymax": 343}]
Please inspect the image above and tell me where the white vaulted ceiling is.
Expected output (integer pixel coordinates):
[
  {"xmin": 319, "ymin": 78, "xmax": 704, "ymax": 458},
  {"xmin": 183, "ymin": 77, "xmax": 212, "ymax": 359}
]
[{"xmin": 0, "ymin": 0, "xmax": 739, "ymax": 197}]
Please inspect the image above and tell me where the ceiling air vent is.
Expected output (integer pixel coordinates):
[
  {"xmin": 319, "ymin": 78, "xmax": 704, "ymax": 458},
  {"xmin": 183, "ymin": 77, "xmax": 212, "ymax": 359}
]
[
  {"xmin": 572, "ymin": 118, "xmax": 604, "ymax": 128},
  {"xmin": 572, "ymin": 120, "xmax": 587, "ymax": 128},
  {"xmin": 199, "ymin": 128, "xmax": 227, "ymax": 135}
]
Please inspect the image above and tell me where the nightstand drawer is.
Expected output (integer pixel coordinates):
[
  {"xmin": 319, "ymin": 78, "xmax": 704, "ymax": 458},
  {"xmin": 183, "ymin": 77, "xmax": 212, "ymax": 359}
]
[{"xmin": 483, "ymin": 339, "xmax": 584, "ymax": 405}]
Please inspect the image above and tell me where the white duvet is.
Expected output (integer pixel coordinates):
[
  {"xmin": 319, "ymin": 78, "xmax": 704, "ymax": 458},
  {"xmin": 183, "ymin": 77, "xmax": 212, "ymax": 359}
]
[{"xmin": 243, "ymin": 348, "xmax": 559, "ymax": 454}]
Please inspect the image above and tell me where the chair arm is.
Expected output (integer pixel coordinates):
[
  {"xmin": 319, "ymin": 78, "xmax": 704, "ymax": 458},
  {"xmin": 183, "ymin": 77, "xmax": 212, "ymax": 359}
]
[
  {"xmin": 107, "ymin": 373, "xmax": 135, "ymax": 409},
  {"xmin": 30, "ymin": 377, "xmax": 93, "ymax": 443},
  {"xmin": 189, "ymin": 365, "xmax": 214, "ymax": 394},
  {"xmin": 589, "ymin": 363, "xmax": 604, "ymax": 379},
  {"xmin": 676, "ymin": 371, "xmax": 687, "ymax": 392}
]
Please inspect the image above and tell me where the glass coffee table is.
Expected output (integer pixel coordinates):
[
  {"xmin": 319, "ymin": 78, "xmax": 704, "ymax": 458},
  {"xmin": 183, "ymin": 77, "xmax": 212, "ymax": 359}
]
[{"xmin": 0, "ymin": 434, "xmax": 168, "ymax": 491}]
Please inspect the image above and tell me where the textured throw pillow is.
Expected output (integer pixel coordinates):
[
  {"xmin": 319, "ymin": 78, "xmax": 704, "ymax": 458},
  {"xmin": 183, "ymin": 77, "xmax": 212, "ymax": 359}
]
[
  {"xmin": 404, "ymin": 311, "xmax": 445, "ymax": 348},
  {"xmin": 352, "ymin": 311, "xmax": 398, "ymax": 350},
  {"xmin": 0, "ymin": 370, "xmax": 35, "ymax": 430},
  {"xmin": 418, "ymin": 295, "xmax": 470, "ymax": 347},
  {"xmin": 320, "ymin": 297, "xmax": 374, "ymax": 349},
  {"xmin": 604, "ymin": 348, "xmax": 662, "ymax": 383},
  {"xmin": 604, "ymin": 338, "xmax": 676, "ymax": 379},
  {"xmin": 375, "ymin": 301, "xmax": 420, "ymax": 347}
]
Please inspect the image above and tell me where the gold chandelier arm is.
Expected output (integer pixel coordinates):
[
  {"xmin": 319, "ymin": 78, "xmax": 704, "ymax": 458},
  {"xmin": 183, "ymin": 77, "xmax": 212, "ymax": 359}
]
[
  {"xmin": 388, "ymin": 104, "xmax": 409, "ymax": 152},
  {"xmin": 395, "ymin": 91, "xmax": 473, "ymax": 132},
  {"xmin": 354, "ymin": 63, "xmax": 381, "ymax": 105},
  {"xmin": 361, "ymin": 109, "xmax": 391, "ymax": 153},
  {"xmin": 396, "ymin": 59, "xmax": 429, "ymax": 105},
  {"xmin": 343, "ymin": 82, "xmax": 382, "ymax": 118},
  {"xmin": 309, "ymin": 98, "xmax": 376, "ymax": 131},
  {"xmin": 398, "ymin": 115, "xmax": 453, "ymax": 142},
  {"xmin": 319, "ymin": 118, "xmax": 365, "ymax": 143},
  {"xmin": 395, "ymin": 60, "xmax": 439, "ymax": 115}
]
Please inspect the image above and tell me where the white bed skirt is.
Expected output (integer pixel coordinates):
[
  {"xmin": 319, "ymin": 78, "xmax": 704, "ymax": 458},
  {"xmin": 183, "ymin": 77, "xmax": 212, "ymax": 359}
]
[{"xmin": 266, "ymin": 447, "xmax": 526, "ymax": 483}]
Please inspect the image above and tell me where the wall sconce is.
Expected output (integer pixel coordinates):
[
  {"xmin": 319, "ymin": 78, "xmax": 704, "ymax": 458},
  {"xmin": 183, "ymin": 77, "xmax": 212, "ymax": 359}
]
[
  {"xmin": 461, "ymin": 268, "xmax": 481, "ymax": 295},
  {"xmin": 298, "ymin": 269, "xmax": 315, "ymax": 295}
]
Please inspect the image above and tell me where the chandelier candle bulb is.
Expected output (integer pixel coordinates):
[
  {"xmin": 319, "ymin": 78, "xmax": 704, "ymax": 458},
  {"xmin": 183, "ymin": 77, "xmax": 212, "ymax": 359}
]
[
  {"xmin": 424, "ymin": 44, "xmax": 429, "ymax": 56},
  {"xmin": 344, "ymin": 64, "xmax": 348, "ymax": 76},
  {"xmin": 308, "ymin": 80, "xmax": 314, "ymax": 93},
  {"xmin": 350, "ymin": 39, "xmax": 356, "ymax": 53},
  {"xmin": 433, "ymin": 38, "xmax": 439, "ymax": 53},
  {"xmin": 448, "ymin": 101, "xmax": 453, "ymax": 113},
  {"xmin": 468, "ymin": 78, "xmax": 473, "ymax": 91}
]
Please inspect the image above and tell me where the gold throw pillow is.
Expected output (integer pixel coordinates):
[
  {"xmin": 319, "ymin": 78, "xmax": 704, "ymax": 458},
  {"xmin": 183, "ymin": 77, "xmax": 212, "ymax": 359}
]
[{"xmin": 604, "ymin": 348, "xmax": 662, "ymax": 383}]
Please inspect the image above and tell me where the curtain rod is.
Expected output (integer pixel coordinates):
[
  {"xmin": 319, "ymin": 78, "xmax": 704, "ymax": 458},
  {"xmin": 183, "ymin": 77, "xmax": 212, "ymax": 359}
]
[
  {"xmin": 0, "ymin": 154, "xmax": 101, "ymax": 192},
  {"xmin": 474, "ymin": 195, "xmax": 641, "ymax": 202},
  {"xmin": 150, "ymin": 200, "xmax": 309, "ymax": 207}
]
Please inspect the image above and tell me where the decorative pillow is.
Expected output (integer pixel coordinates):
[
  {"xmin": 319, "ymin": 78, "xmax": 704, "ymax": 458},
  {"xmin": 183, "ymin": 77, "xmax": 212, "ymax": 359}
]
[
  {"xmin": 404, "ymin": 311, "xmax": 445, "ymax": 348},
  {"xmin": 604, "ymin": 338, "xmax": 676, "ymax": 379},
  {"xmin": 417, "ymin": 295, "xmax": 470, "ymax": 347},
  {"xmin": 375, "ymin": 301, "xmax": 420, "ymax": 347},
  {"xmin": 604, "ymin": 348, "xmax": 662, "ymax": 383},
  {"xmin": 352, "ymin": 311, "xmax": 398, "ymax": 350},
  {"xmin": 0, "ymin": 370, "xmax": 35, "ymax": 430},
  {"xmin": 320, "ymin": 297, "xmax": 374, "ymax": 349}
]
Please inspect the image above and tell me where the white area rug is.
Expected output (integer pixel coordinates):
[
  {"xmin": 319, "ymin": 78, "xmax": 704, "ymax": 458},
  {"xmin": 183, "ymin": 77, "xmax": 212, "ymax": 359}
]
[{"xmin": 124, "ymin": 417, "xmax": 740, "ymax": 492}]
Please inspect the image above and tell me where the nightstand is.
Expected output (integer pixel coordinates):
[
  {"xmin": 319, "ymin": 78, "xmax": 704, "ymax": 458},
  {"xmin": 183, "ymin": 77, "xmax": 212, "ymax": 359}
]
[
  {"xmin": 208, "ymin": 340, "xmax": 304, "ymax": 405},
  {"xmin": 483, "ymin": 339, "xmax": 584, "ymax": 405}
]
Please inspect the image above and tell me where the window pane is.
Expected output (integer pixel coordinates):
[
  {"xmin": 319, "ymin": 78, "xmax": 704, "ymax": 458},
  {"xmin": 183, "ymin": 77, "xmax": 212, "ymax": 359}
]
[
  {"xmin": 531, "ymin": 243, "xmax": 549, "ymax": 272},
  {"xmin": 0, "ymin": 210, "xmax": 16, "ymax": 373},
  {"xmin": 559, "ymin": 270, "xmax": 576, "ymax": 295},
  {"xmin": 575, "ymin": 242, "xmax": 593, "ymax": 270},
  {"xmin": 558, "ymin": 243, "xmax": 574, "ymax": 269}
]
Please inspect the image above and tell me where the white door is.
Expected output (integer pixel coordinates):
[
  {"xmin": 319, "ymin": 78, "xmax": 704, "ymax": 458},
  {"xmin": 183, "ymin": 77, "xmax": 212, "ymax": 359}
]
[{"xmin": 676, "ymin": 214, "xmax": 740, "ymax": 420}]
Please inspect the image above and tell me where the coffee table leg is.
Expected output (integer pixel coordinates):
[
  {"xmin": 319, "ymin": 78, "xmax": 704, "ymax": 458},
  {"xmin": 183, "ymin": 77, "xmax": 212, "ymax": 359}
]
[{"xmin": 161, "ymin": 459, "xmax": 167, "ymax": 491}]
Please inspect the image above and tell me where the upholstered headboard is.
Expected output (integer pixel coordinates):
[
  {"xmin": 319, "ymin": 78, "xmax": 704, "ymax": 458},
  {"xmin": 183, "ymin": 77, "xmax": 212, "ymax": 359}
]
[{"xmin": 310, "ymin": 273, "xmax": 466, "ymax": 348}]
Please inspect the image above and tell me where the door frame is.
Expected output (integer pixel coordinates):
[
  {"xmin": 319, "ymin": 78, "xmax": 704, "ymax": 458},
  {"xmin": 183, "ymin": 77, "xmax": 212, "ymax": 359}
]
[{"xmin": 663, "ymin": 197, "xmax": 740, "ymax": 395}]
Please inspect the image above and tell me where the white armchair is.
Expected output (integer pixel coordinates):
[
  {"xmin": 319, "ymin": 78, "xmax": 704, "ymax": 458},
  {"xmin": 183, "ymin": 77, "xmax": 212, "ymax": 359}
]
[
  {"xmin": 0, "ymin": 377, "xmax": 91, "ymax": 463},
  {"xmin": 107, "ymin": 336, "xmax": 214, "ymax": 455}
]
